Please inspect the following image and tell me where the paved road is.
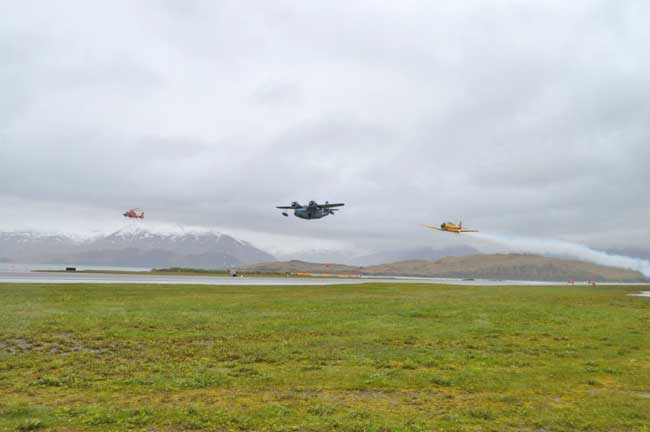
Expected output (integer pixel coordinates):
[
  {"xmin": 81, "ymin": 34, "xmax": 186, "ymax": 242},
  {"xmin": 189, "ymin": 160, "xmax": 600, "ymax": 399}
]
[{"xmin": 0, "ymin": 271, "xmax": 648, "ymax": 286}]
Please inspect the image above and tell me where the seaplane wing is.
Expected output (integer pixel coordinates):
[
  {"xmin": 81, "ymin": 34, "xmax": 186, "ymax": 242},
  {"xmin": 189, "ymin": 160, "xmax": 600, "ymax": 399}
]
[{"xmin": 320, "ymin": 203, "xmax": 345, "ymax": 208}]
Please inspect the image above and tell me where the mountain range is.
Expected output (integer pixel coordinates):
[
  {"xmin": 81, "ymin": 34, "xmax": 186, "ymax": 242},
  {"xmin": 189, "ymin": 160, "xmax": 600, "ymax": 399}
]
[
  {"xmin": 2, "ymin": 227, "xmax": 649, "ymax": 280},
  {"xmin": 0, "ymin": 226, "xmax": 273, "ymax": 268},
  {"xmin": 242, "ymin": 254, "xmax": 648, "ymax": 282},
  {"xmin": 0, "ymin": 228, "xmax": 484, "ymax": 270}
]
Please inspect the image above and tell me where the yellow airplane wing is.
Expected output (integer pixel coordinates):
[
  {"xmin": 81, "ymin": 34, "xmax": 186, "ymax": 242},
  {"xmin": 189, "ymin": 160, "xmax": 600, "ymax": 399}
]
[
  {"xmin": 422, "ymin": 224, "xmax": 443, "ymax": 231},
  {"xmin": 460, "ymin": 229, "xmax": 479, "ymax": 233}
]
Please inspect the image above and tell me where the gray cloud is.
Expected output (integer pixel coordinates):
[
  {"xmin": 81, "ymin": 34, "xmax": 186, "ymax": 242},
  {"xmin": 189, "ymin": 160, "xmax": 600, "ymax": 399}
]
[{"xmin": 1, "ymin": 0, "xmax": 649, "ymax": 253}]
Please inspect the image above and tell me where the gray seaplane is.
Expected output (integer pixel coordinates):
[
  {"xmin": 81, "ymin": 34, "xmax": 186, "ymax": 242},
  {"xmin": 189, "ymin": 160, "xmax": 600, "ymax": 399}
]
[{"xmin": 277, "ymin": 201, "xmax": 344, "ymax": 220}]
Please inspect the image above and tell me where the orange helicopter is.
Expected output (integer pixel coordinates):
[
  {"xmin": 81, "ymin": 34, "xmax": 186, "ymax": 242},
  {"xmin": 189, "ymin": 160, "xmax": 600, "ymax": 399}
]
[
  {"xmin": 123, "ymin": 208, "xmax": 144, "ymax": 219},
  {"xmin": 423, "ymin": 221, "xmax": 478, "ymax": 234}
]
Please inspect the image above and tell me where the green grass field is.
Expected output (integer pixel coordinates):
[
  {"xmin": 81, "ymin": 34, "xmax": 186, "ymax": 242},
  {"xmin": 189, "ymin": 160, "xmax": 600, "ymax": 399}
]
[{"xmin": 1, "ymin": 283, "xmax": 649, "ymax": 431}]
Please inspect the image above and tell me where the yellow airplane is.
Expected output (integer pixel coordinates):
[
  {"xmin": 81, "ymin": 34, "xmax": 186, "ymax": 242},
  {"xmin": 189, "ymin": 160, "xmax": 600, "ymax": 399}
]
[{"xmin": 423, "ymin": 221, "xmax": 479, "ymax": 234}]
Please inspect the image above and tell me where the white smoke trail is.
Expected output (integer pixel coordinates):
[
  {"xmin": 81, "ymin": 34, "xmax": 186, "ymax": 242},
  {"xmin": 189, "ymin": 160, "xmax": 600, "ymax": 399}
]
[{"xmin": 468, "ymin": 232, "xmax": 650, "ymax": 277}]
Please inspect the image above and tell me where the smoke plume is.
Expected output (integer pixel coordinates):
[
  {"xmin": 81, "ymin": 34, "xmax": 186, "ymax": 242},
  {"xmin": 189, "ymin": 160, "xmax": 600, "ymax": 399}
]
[{"xmin": 469, "ymin": 233, "xmax": 650, "ymax": 277}]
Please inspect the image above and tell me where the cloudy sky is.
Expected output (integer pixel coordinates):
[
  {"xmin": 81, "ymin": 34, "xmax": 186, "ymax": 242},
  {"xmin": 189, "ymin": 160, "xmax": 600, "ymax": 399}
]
[{"xmin": 1, "ymin": 0, "xmax": 649, "ymax": 255}]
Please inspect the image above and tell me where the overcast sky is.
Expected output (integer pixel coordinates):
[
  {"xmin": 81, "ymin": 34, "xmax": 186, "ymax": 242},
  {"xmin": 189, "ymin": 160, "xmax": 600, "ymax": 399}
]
[{"xmin": 1, "ymin": 0, "xmax": 649, "ymax": 254}]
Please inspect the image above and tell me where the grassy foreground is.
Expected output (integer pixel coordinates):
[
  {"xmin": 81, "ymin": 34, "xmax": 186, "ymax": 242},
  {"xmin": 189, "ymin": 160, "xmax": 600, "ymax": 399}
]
[{"xmin": 1, "ymin": 283, "xmax": 649, "ymax": 431}]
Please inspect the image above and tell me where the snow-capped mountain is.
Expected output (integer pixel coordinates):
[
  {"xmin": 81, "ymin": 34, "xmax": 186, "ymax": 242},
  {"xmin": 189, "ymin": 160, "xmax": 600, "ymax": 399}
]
[
  {"xmin": 0, "ymin": 231, "xmax": 79, "ymax": 262},
  {"xmin": 0, "ymin": 226, "xmax": 274, "ymax": 269}
]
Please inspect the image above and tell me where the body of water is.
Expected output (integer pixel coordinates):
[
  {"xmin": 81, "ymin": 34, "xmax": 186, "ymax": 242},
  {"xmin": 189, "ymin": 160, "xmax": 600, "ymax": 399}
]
[{"xmin": 0, "ymin": 262, "xmax": 151, "ymax": 273}]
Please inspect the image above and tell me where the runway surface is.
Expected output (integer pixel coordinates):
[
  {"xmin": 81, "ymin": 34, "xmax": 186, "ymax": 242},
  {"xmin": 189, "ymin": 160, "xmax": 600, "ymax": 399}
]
[
  {"xmin": 0, "ymin": 271, "xmax": 648, "ymax": 287},
  {"xmin": 0, "ymin": 271, "xmax": 371, "ymax": 286}
]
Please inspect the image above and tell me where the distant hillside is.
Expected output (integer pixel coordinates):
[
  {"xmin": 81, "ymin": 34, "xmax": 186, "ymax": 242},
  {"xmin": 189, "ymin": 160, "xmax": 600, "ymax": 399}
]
[
  {"xmin": 240, "ymin": 260, "xmax": 362, "ymax": 274},
  {"xmin": 278, "ymin": 246, "xmax": 479, "ymax": 266},
  {"xmin": 242, "ymin": 254, "xmax": 647, "ymax": 282},
  {"xmin": 349, "ymin": 245, "xmax": 479, "ymax": 266}
]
